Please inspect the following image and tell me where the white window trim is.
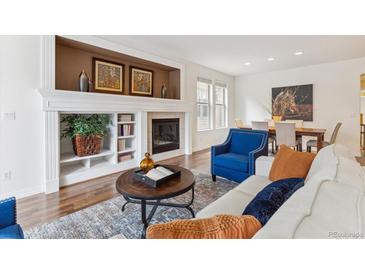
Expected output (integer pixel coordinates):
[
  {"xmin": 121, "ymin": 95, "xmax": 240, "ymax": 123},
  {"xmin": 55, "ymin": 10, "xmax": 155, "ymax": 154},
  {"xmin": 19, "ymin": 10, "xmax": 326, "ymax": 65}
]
[
  {"xmin": 197, "ymin": 79, "xmax": 213, "ymax": 132},
  {"xmin": 196, "ymin": 78, "xmax": 228, "ymax": 132},
  {"xmin": 214, "ymin": 83, "xmax": 228, "ymax": 130}
]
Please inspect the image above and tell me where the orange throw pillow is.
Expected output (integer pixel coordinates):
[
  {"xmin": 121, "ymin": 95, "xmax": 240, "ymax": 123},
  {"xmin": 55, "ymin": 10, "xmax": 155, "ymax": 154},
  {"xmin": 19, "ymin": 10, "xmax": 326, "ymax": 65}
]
[
  {"xmin": 269, "ymin": 145, "xmax": 316, "ymax": 181},
  {"xmin": 146, "ymin": 215, "xmax": 262, "ymax": 239}
]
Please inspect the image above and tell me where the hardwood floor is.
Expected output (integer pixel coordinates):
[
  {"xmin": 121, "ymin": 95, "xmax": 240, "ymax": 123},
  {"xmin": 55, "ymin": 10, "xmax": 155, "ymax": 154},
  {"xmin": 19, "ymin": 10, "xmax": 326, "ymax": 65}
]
[{"xmin": 17, "ymin": 149, "xmax": 211, "ymax": 229}]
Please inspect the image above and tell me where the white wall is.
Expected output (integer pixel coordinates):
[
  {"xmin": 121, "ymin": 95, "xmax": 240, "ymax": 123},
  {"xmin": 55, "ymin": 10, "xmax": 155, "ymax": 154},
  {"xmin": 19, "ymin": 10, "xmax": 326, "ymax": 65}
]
[
  {"xmin": 184, "ymin": 61, "xmax": 235, "ymax": 152},
  {"xmin": 235, "ymin": 58, "xmax": 365, "ymax": 153},
  {"xmin": 0, "ymin": 36, "xmax": 44, "ymax": 199}
]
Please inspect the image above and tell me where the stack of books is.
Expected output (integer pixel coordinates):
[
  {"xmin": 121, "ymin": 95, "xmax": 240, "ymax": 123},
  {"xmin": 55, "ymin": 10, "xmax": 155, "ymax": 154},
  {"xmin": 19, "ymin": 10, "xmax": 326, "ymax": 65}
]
[
  {"xmin": 118, "ymin": 139, "xmax": 126, "ymax": 151},
  {"xmin": 119, "ymin": 154, "xmax": 133, "ymax": 162},
  {"xmin": 120, "ymin": 124, "xmax": 133, "ymax": 136},
  {"xmin": 119, "ymin": 114, "xmax": 132, "ymax": 122}
]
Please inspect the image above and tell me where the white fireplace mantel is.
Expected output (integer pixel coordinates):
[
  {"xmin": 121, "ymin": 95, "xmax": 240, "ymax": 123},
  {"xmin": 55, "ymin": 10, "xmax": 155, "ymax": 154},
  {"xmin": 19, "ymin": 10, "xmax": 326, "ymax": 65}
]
[{"xmin": 38, "ymin": 88, "xmax": 194, "ymax": 113}]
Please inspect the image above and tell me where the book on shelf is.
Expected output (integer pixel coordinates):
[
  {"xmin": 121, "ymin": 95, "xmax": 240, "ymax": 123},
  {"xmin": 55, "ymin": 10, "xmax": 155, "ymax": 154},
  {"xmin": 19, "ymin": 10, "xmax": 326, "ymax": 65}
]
[
  {"xmin": 118, "ymin": 139, "xmax": 126, "ymax": 151},
  {"xmin": 119, "ymin": 154, "xmax": 133, "ymax": 162},
  {"xmin": 118, "ymin": 114, "xmax": 133, "ymax": 122},
  {"xmin": 120, "ymin": 124, "xmax": 133, "ymax": 136}
]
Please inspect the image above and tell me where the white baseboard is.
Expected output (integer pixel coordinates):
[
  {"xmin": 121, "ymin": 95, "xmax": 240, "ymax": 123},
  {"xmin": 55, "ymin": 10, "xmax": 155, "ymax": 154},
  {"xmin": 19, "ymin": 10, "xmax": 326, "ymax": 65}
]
[{"xmin": 0, "ymin": 185, "xmax": 44, "ymax": 200}]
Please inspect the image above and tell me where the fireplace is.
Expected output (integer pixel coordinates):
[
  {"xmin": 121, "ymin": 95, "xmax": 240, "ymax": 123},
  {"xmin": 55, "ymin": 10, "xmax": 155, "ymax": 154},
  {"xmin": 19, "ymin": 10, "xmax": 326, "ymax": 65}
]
[{"xmin": 152, "ymin": 118, "xmax": 180, "ymax": 154}]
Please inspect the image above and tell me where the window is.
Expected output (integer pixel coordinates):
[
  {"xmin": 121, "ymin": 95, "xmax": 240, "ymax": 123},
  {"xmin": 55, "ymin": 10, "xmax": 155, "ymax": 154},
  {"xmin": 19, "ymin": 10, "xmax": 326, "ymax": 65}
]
[
  {"xmin": 214, "ymin": 84, "xmax": 227, "ymax": 129},
  {"xmin": 197, "ymin": 79, "xmax": 212, "ymax": 131},
  {"xmin": 197, "ymin": 78, "xmax": 228, "ymax": 131}
]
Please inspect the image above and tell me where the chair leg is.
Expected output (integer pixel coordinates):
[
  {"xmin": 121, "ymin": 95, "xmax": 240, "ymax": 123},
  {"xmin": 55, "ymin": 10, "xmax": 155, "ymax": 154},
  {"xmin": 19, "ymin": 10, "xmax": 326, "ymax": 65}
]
[
  {"xmin": 271, "ymin": 140, "xmax": 275, "ymax": 154},
  {"xmin": 212, "ymin": 175, "xmax": 216, "ymax": 181}
]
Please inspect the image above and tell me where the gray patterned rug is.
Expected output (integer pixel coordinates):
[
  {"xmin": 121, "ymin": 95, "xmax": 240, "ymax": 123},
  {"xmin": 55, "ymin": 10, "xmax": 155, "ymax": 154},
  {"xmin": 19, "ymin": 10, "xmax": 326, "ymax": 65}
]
[{"xmin": 25, "ymin": 171, "xmax": 237, "ymax": 239}]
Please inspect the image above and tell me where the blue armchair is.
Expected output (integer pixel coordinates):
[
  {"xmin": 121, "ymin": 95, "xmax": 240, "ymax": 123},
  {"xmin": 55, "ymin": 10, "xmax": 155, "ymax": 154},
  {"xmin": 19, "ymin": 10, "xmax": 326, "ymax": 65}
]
[
  {"xmin": 211, "ymin": 129, "xmax": 268, "ymax": 183},
  {"xmin": 0, "ymin": 197, "xmax": 24, "ymax": 239}
]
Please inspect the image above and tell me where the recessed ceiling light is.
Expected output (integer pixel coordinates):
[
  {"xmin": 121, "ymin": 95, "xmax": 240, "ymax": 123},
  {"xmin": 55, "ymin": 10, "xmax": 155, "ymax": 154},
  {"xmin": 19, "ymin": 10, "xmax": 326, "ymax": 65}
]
[
  {"xmin": 267, "ymin": 57, "xmax": 275, "ymax": 61},
  {"xmin": 294, "ymin": 51, "xmax": 303, "ymax": 56},
  {"xmin": 244, "ymin": 62, "xmax": 251, "ymax": 66}
]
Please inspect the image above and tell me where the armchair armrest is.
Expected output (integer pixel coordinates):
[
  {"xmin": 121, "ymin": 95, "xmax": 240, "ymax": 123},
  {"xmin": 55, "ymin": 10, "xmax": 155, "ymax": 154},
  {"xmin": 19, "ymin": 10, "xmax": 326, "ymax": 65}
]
[
  {"xmin": 0, "ymin": 197, "xmax": 17, "ymax": 229},
  {"xmin": 211, "ymin": 142, "xmax": 229, "ymax": 156},
  {"xmin": 211, "ymin": 138, "xmax": 231, "ymax": 176},
  {"xmin": 248, "ymin": 132, "xmax": 269, "ymax": 175}
]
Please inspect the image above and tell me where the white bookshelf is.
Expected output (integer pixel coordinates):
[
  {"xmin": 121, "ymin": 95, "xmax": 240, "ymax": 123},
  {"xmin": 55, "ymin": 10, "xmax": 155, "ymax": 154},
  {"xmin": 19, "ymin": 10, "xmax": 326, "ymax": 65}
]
[
  {"xmin": 117, "ymin": 113, "xmax": 137, "ymax": 163},
  {"xmin": 59, "ymin": 112, "xmax": 139, "ymax": 186}
]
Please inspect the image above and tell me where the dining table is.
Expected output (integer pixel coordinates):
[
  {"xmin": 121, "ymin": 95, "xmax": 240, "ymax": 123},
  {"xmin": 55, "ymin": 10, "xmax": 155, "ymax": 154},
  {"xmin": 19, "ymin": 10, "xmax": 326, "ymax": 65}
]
[{"xmin": 239, "ymin": 126, "xmax": 327, "ymax": 151}]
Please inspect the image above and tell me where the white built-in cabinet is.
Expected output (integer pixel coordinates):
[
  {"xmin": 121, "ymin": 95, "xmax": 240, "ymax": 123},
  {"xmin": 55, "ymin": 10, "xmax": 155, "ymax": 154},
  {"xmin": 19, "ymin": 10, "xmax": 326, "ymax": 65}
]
[{"xmin": 59, "ymin": 112, "xmax": 139, "ymax": 186}]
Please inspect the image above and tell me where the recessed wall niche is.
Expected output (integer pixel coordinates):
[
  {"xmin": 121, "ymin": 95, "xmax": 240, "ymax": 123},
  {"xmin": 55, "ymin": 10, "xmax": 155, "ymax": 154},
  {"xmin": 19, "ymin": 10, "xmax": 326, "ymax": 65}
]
[{"xmin": 55, "ymin": 36, "xmax": 181, "ymax": 99}]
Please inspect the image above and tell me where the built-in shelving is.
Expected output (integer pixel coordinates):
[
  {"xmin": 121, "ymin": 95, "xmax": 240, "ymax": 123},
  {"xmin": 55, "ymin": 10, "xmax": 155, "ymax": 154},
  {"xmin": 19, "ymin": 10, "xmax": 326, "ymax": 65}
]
[
  {"xmin": 55, "ymin": 36, "xmax": 181, "ymax": 99},
  {"xmin": 117, "ymin": 113, "xmax": 136, "ymax": 163},
  {"xmin": 59, "ymin": 112, "xmax": 139, "ymax": 186},
  {"xmin": 60, "ymin": 149, "xmax": 114, "ymax": 164}
]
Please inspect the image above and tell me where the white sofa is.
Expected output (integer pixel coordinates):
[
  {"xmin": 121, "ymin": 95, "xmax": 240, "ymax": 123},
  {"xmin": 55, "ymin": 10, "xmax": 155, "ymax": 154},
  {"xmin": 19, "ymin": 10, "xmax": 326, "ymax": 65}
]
[{"xmin": 197, "ymin": 144, "xmax": 365, "ymax": 239}]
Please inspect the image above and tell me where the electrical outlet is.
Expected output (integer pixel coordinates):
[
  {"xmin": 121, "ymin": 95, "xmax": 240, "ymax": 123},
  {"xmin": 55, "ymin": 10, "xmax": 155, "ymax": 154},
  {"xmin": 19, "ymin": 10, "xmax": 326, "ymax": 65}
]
[
  {"xmin": 1, "ymin": 112, "xmax": 16, "ymax": 120},
  {"xmin": 1, "ymin": 171, "xmax": 11, "ymax": 181}
]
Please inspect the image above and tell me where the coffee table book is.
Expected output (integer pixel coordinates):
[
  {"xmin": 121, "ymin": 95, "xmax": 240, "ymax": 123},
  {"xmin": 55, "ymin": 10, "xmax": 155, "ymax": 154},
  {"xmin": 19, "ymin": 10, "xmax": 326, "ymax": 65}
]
[{"xmin": 134, "ymin": 165, "xmax": 181, "ymax": 188}]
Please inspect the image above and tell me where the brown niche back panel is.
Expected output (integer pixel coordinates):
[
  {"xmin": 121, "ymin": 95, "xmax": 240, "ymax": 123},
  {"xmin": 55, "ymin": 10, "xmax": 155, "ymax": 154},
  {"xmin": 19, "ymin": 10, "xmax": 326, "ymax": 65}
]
[{"xmin": 55, "ymin": 36, "xmax": 181, "ymax": 99}]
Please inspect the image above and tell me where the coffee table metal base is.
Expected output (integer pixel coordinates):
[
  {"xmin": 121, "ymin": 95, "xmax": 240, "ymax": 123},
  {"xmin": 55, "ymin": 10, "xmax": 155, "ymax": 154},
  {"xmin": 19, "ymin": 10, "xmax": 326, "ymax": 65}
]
[{"xmin": 121, "ymin": 188, "xmax": 195, "ymax": 238}]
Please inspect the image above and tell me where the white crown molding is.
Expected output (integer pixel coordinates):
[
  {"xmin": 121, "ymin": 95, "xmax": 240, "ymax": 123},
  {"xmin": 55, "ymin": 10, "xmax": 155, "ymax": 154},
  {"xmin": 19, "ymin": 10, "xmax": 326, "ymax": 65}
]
[{"xmin": 38, "ymin": 89, "xmax": 194, "ymax": 113}]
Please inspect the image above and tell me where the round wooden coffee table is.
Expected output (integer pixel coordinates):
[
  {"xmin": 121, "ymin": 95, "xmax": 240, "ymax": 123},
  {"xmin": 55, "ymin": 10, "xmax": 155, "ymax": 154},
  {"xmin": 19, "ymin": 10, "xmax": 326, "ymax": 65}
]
[{"xmin": 116, "ymin": 165, "xmax": 195, "ymax": 238}]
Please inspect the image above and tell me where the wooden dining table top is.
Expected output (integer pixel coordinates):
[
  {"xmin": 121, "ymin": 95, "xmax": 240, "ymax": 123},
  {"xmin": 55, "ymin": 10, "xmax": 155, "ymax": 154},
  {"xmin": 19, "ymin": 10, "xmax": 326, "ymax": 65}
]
[{"xmin": 239, "ymin": 126, "xmax": 326, "ymax": 136}]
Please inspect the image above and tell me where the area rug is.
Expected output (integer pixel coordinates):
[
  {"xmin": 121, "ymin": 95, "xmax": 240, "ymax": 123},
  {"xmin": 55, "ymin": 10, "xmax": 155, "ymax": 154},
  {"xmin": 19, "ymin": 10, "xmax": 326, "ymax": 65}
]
[{"xmin": 25, "ymin": 171, "xmax": 237, "ymax": 239}]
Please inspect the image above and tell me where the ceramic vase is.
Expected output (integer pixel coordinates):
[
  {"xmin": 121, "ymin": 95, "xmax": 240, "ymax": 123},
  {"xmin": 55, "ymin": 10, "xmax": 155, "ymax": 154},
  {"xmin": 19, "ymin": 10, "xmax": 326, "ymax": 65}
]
[
  {"xmin": 140, "ymin": 152, "xmax": 155, "ymax": 172},
  {"xmin": 79, "ymin": 70, "xmax": 89, "ymax": 92},
  {"xmin": 161, "ymin": 84, "xmax": 167, "ymax": 98}
]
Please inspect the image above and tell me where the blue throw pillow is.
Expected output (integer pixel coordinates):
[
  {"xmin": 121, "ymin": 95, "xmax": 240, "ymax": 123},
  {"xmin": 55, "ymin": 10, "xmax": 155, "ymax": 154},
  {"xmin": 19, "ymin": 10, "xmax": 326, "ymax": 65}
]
[{"xmin": 242, "ymin": 178, "xmax": 304, "ymax": 226}]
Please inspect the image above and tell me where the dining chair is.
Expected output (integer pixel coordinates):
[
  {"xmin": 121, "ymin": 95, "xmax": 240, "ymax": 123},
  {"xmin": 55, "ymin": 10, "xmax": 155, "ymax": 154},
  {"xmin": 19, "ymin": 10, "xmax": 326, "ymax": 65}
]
[
  {"xmin": 275, "ymin": 122, "xmax": 301, "ymax": 151},
  {"xmin": 264, "ymin": 118, "xmax": 275, "ymax": 127},
  {"xmin": 287, "ymin": 120, "xmax": 304, "ymax": 128},
  {"xmin": 306, "ymin": 122, "xmax": 342, "ymax": 152},
  {"xmin": 234, "ymin": 118, "xmax": 244, "ymax": 128},
  {"xmin": 284, "ymin": 120, "xmax": 304, "ymax": 151},
  {"xmin": 252, "ymin": 121, "xmax": 276, "ymax": 154}
]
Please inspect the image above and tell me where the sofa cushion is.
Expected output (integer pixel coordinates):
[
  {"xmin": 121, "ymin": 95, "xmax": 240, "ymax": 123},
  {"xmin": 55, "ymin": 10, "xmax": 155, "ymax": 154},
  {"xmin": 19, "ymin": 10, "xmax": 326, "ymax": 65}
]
[
  {"xmin": 0, "ymin": 224, "xmax": 24, "ymax": 239},
  {"xmin": 214, "ymin": 153, "xmax": 249, "ymax": 173},
  {"xmin": 197, "ymin": 175, "xmax": 272, "ymax": 218},
  {"xmin": 243, "ymin": 178, "xmax": 304, "ymax": 226},
  {"xmin": 147, "ymin": 215, "xmax": 262, "ymax": 239},
  {"xmin": 269, "ymin": 145, "xmax": 316, "ymax": 181},
  {"xmin": 305, "ymin": 145, "xmax": 338, "ymax": 183}
]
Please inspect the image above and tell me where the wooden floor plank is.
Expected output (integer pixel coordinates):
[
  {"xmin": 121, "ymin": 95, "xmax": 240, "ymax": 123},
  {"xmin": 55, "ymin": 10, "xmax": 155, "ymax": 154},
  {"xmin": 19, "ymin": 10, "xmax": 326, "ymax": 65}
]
[{"xmin": 17, "ymin": 149, "xmax": 211, "ymax": 229}]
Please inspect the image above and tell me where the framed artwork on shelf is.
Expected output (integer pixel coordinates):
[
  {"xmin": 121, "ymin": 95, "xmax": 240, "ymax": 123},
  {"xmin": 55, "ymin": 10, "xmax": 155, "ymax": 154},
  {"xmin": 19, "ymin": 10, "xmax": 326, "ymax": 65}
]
[
  {"xmin": 93, "ymin": 58, "xmax": 124, "ymax": 94},
  {"xmin": 129, "ymin": 66, "xmax": 153, "ymax": 96}
]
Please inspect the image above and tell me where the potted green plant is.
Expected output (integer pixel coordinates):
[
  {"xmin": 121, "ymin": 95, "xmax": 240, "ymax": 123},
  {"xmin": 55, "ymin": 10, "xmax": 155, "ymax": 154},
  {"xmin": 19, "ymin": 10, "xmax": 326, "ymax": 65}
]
[{"xmin": 61, "ymin": 114, "xmax": 111, "ymax": 157}]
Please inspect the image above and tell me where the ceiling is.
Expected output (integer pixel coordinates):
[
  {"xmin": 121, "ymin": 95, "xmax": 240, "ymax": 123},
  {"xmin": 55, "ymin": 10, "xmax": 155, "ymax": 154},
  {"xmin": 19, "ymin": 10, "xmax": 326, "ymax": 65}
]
[{"xmin": 99, "ymin": 36, "xmax": 365, "ymax": 76}]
